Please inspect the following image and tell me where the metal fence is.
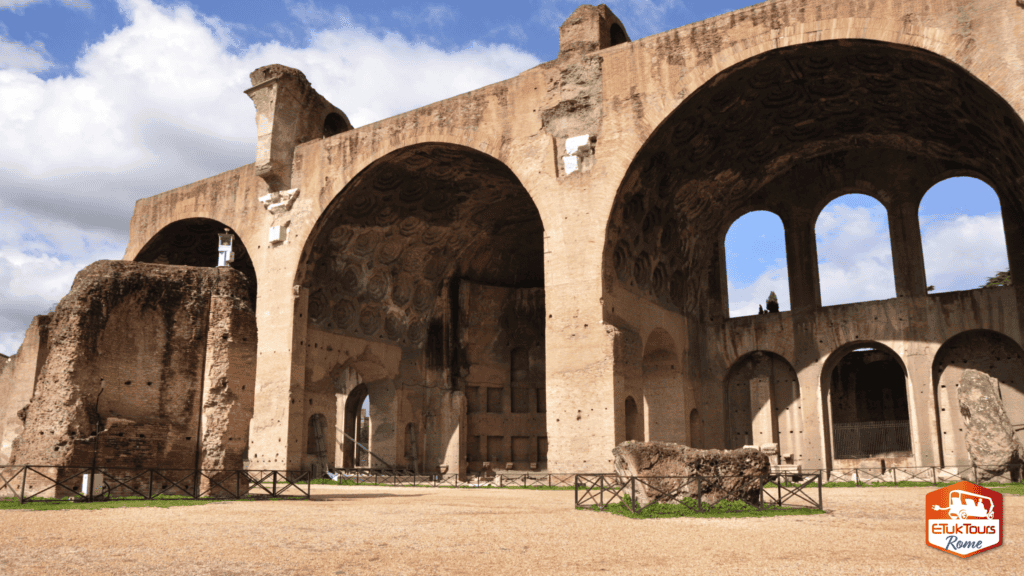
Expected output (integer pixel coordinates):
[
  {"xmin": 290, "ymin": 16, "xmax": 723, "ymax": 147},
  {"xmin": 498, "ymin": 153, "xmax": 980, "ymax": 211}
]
[
  {"xmin": 326, "ymin": 469, "xmax": 575, "ymax": 488},
  {"xmin": 822, "ymin": 462, "xmax": 1023, "ymax": 486},
  {"xmin": 574, "ymin": 473, "xmax": 823, "ymax": 514},
  {"xmin": 0, "ymin": 466, "xmax": 310, "ymax": 504},
  {"xmin": 832, "ymin": 420, "xmax": 912, "ymax": 459}
]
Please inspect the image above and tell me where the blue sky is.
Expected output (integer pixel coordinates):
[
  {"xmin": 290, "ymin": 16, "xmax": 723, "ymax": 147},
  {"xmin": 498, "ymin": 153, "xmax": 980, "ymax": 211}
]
[{"xmin": 0, "ymin": 0, "xmax": 1012, "ymax": 353}]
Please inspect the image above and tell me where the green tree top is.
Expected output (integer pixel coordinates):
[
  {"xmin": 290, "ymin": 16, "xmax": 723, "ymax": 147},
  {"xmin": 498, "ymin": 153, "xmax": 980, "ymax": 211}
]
[{"xmin": 981, "ymin": 270, "xmax": 1012, "ymax": 288}]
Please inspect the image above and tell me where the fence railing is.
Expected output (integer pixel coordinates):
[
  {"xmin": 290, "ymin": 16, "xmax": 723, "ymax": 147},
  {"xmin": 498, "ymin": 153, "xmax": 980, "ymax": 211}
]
[
  {"xmin": 574, "ymin": 473, "xmax": 823, "ymax": 514},
  {"xmin": 0, "ymin": 466, "xmax": 310, "ymax": 504},
  {"xmin": 325, "ymin": 469, "xmax": 575, "ymax": 488},
  {"xmin": 821, "ymin": 462, "xmax": 1023, "ymax": 485},
  {"xmin": 832, "ymin": 420, "xmax": 912, "ymax": 459}
]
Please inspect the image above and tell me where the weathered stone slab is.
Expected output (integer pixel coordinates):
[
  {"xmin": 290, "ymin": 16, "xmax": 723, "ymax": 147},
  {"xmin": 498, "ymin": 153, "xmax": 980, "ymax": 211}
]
[
  {"xmin": 612, "ymin": 441, "xmax": 770, "ymax": 506},
  {"xmin": 959, "ymin": 369, "xmax": 1024, "ymax": 480}
]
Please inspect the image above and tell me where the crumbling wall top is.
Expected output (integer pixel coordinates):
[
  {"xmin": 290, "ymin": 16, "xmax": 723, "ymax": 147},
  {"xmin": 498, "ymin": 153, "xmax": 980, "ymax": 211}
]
[{"xmin": 558, "ymin": 4, "xmax": 630, "ymax": 58}]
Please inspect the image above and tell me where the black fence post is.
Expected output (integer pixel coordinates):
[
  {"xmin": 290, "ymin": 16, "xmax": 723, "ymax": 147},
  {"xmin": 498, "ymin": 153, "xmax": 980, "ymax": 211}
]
[
  {"xmin": 892, "ymin": 468, "xmax": 897, "ymax": 487},
  {"xmin": 696, "ymin": 476, "xmax": 702, "ymax": 514},
  {"xmin": 148, "ymin": 470, "xmax": 153, "ymax": 500},
  {"xmin": 631, "ymin": 477, "xmax": 636, "ymax": 513},
  {"xmin": 932, "ymin": 466, "xmax": 937, "ymax": 486},
  {"xmin": 574, "ymin": 475, "xmax": 578, "ymax": 508},
  {"xmin": 273, "ymin": 471, "xmax": 278, "ymax": 497},
  {"xmin": 19, "ymin": 466, "xmax": 27, "ymax": 504},
  {"xmin": 307, "ymin": 471, "xmax": 311, "ymax": 499}
]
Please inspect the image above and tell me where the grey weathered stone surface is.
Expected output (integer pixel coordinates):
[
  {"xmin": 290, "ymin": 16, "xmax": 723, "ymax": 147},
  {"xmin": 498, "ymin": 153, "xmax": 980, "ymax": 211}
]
[
  {"xmin": 612, "ymin": 441, "xmax": 770, "ymax": 506},
  {"xmin": 959, "ymin": 369, "xmax": 1024, "ymax": 480}
]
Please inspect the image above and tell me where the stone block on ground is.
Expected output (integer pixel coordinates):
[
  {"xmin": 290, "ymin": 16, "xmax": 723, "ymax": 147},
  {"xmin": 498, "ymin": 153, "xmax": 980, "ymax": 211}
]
[
  {"xmin": 612, "ymin": 441, "xmax": 770, "ymax": 506},
  {"xmin": 958, "ymin": 369, "xmax": 1024, "ymax": 481}
]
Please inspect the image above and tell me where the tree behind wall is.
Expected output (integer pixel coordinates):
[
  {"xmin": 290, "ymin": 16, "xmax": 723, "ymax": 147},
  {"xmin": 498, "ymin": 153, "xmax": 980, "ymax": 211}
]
[{"xmin": 981, "ymin": 270, "xmax": 1012, "ymax": 288}]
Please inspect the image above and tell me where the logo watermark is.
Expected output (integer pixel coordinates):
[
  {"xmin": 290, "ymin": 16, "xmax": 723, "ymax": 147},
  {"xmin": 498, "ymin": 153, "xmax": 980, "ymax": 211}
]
[{"xmin": 926, "ymin": 481, "xmax": 1003, "ymax": 558}]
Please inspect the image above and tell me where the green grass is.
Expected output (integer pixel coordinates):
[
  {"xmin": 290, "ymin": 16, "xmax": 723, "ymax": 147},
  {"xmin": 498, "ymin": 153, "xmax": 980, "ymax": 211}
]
[
  {"xmin": 582, "ymin": 495, "xmax": 826, "ymax": 519},
  {"xmin": 765, "ymin": 480, "xmax": 1023, "ymax": 489},
  {"xmin": 0, "ymin": 495, "xmax": 228, "ymax": 511},
  {"xmin": 0, "ymin": 492, "xmax": 305, "ymax": 511},
  {"xmin": 990, "ymin": 484, "xmax": 1024, "ymax": 496}
]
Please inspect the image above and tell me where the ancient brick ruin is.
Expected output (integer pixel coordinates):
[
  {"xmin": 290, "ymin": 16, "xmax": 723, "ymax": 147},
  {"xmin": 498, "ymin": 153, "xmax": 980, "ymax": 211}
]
[{"xmin": 2, "ymin": 1, "xmax": 1024, "ymax": 478}]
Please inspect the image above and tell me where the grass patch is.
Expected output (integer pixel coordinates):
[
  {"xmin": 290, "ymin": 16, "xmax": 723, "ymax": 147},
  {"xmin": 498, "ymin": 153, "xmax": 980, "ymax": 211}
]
[
  {"xmin": 990, "ymin": 484, "xmax": 1024, "ymax": 496},
  {"xmin": 582, "ymin": 496, "xmax": 826, "ymax": 519},
  {"xmin": 765, "ymin": 480, "xmax": 1023, "ymax": 489},
  {"xmin": 0, "ymin": 493, "xmax": 301, "ymax": 511}
]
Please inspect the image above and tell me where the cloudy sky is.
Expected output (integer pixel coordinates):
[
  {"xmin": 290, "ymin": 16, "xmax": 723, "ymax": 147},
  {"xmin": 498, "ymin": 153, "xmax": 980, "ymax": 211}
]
[
  {"xmin": 0, "ymin": 0, "xmax": 1013, "ymax": 354},
  {"xmin": 726, "ymin": 178, "xmax": 1009, "ymax": 317}
]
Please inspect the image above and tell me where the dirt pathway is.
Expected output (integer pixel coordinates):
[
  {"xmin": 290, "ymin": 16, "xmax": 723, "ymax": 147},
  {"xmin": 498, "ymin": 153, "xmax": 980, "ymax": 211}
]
[{"xmin": 0, "ymin": 486, "xmax": 1019, "ymax": 575}]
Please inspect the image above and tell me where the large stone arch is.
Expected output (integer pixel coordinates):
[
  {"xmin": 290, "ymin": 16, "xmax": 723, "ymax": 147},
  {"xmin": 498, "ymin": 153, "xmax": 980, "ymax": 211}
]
[
  {"xmin": 134, "ymin": 217, "xmax": 258, "ymax": 305},
  {"xmin": 932, "ymin": 329, "xmax": 1024, "ymax": 468},
  {"xmin": 295, "ymin": 141, "xmax": 546, "ymax": 477},
  {"xmin": 603, "ymin": 38, "xmax": 1024, "ymax": 324}
]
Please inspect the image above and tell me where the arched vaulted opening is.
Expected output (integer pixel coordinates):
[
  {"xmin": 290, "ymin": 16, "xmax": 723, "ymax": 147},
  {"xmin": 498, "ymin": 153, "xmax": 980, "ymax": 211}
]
[
  {"xmin": 603, "ymin": 39, "xmax": 1024, "ymax": 470},
  {"xmin": 604, "ymin": 39, "xmax": 1024, "ymax": 323},
  {"xmin": 297, "ymin": 142, "xmax": 546, "ymax": 476},
  {"xmin": 135, "ymin": 217, "xmax": 257, "ymax": 305}
]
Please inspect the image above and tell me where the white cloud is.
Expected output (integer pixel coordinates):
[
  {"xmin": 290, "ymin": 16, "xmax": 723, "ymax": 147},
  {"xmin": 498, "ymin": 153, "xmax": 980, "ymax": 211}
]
[
  {"xmin": 921, "ymin": 213, "xmax": 1008, "ymax": 292},
  {"xmin": 0, "ymin": 28, "xmax": 53, "ymax": 72},
  {"xmin": 815, "ymin": 202, "xmax": 897, "ymax": 307},
  {"xmin": 728, "ymin": 264, "xmax": 790, "ymax": 318},
  {"xmin": 0, "ymin": 0, "xmax": 92, "ymax": 13},
  {"xmin": 0, "ymin": 0, "xmax": 541, "ymax": 354}
]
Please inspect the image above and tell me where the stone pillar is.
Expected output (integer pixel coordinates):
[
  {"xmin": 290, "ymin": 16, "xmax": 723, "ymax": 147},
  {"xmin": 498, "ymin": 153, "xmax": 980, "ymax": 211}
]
[
  {"xmin": 248, "ymin": 278, "xmax": 307, "ymax": 472},
  {"xmin": 200, "ymin": 269, "xmax": 258, "ymax": 494},
  {"xmin": 888, "ymin": 201, "xmax": 928, "ymax": 297},
  {"xmin": 784, "ymin": 212, "xmax": 821, "ymax": 313},
  {"xmin": 903, "ymin": 339, "xmax": 942, "ymax": 467}
]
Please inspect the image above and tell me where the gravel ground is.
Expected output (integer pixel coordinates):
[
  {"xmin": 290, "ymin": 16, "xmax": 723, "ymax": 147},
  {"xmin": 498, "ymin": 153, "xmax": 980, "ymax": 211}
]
[{"xmin": 0, "ymin": 485, "xmax": 1020, "ymax": 575}]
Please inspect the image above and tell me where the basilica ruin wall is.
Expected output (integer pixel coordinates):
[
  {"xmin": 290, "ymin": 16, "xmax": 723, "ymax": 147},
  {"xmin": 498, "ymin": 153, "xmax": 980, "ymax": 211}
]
[{"xmin": 0, "ymin": 0, "xmax": 1014, "ymax": 476}]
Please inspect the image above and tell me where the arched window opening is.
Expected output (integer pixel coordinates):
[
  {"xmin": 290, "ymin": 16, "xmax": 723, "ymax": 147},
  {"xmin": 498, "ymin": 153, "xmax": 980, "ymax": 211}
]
[
  {"xmin": 827, "ymin": 346, "xmax": 911, "ymax": 462},
  {"xmin": 689, "ymin": 409, "xmax": 703, "ymax": 449},
  {"xmin": 609, "ymin": 23, "xmax": 628, "ymax": 46},
  {"xmin": 624, "ymin": 396, "xmax": 642, "ymax": 442},
  {"xmin": 919, "ymin": 177, "xmax": 1009, "ymax": 294},
  {"xmin": 323, "ymin": 112, "xmax": 348, "ymax": 138},
  {"xmin": 815, "ymin": 194, "xmax": 896, "ymax": 307},
  {"xmin": 404, "ymin": 422, "xmax": 420, "ymax": 471},
  {"xmin": 306, "ymin": 414, "xmax": 328, "ymax": 477},
  {"xmin": 724, "ymin": 211, "xmax": 789, "ymax": 317},
  {"xmin": 341, "ymin": 380, "xmax": 371, "ymax": 469}
]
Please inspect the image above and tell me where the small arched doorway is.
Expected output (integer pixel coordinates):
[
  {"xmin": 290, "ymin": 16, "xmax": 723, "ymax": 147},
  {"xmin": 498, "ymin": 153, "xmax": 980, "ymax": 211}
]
[
  {"xmin": 342, "ymin": 383, "xmax": 370, "ymax": 469},
  {"xmin": 824, "ymin": 344, "xmax": 912, "ymax": 467},
  {"xmin": 689, "ymin": 409, "xmax": 703, "ymax": 449},
  {"xmin": 624, "ymin": 396, "xmax": 642, "ymax": 442}
]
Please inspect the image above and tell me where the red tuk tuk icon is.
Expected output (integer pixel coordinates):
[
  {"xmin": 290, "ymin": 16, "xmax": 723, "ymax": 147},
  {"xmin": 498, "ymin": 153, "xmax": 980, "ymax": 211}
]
[
  {"xmin": 926, "ymin": 481, "xmax": 1002, "ymax": 558},
  {"xmin": 932, "ymin": 489, "xmax": 995, "ymax": 520}
]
